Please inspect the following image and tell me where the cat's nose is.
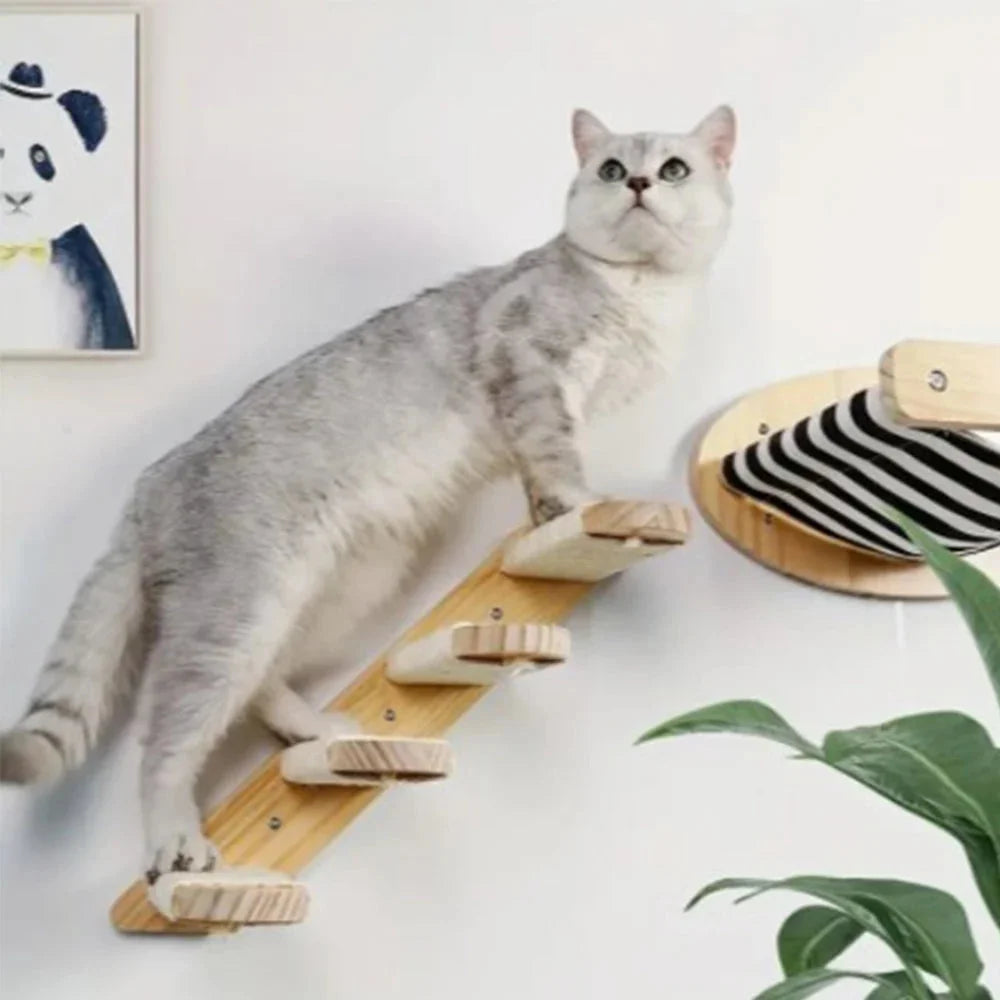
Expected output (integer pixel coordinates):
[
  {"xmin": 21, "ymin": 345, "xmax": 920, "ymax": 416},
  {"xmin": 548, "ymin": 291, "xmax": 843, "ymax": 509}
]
[
  {"xmin": 626, "ymin": 176, "xmax": 651, "ymax": 193},
  {"xmin": 3, "ymin": 191, "xmax": 33, "ymax": 207}
]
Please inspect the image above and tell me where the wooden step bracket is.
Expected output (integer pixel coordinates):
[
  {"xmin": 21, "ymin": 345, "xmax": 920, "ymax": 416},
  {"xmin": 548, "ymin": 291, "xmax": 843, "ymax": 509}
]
[
  {"xmin": 386, "ymin": 622, "xmax": 570, "ymax": 685},
  {"xmin": 280, "ymin": 735, "xmax": 453, "ymax": 786},
  {"xmin": 148, "ymin": 869, "xmax": 309, "ymax": 928},
  {"xmin": 501, "ymin": 500, "xmax": 690, "ymax": 582},
  {"xmin": 880, "ymin": 339, "xmax": 1000, "ymax": 430}
]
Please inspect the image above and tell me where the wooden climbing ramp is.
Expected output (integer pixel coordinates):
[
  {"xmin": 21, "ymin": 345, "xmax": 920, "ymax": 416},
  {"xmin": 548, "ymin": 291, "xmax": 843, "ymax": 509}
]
[{"xmin": 110, "ymin": 499, "xmax": 689, "ymax": 934}]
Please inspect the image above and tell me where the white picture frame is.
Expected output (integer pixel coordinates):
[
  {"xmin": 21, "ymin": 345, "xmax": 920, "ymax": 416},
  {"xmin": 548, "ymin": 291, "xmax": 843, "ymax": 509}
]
[{"xmin": 0, "ymin": 4, "xmax": 143, "ymax": 358}]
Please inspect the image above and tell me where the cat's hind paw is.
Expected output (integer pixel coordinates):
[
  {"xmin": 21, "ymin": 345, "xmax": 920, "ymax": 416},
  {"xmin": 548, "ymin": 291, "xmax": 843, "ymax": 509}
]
[{"xmin": 145, "ymin": 830, "xmax": 220, "ymax": 885}]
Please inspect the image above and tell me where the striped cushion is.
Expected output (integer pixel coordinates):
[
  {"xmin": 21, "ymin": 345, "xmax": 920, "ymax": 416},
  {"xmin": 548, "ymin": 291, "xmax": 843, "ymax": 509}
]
[{"xmin": 720, "ymin": 387, "xmax": 1000, "ymax": 561}]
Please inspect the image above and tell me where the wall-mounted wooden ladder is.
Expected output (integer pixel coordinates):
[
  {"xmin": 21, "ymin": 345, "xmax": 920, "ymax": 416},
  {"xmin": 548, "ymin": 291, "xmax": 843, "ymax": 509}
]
[{"xmin": 111, "ymin": 500, "xmax": 690, "ymax": 934}]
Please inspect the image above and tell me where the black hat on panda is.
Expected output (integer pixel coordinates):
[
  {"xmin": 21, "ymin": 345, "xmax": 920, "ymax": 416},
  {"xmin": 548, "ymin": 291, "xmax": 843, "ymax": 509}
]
[{"xmin": 1, "ymin": 62, "xmax": 53, "ymax": 100}]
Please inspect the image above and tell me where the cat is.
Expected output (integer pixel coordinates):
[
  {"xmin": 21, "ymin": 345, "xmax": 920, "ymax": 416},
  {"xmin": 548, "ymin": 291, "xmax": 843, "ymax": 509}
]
[{"xmin": 0, "ymin": 106, "xmax": 736, "ymax": 881}]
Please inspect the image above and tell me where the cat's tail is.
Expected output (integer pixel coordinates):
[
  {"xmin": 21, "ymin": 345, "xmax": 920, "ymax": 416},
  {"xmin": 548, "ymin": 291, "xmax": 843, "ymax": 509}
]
[{"xmin": 0, "ymin": 503, "xmax": 144, "ymax": 785}]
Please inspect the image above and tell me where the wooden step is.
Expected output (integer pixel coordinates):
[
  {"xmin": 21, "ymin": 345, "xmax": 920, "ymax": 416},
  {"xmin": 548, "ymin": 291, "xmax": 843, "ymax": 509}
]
[
  {"xmin": 386, "ymin": 622, "xmax": 570, "ymax": 685},
  {"xmin": 148, "ymin": 869, "xmax": 309, "ymax": 927},
  {"xmin": 280, "ymin": 735, "xmax": 454, "ymax": 786},
  {"xmin": 502, "ymin": 500, "xmax": 690, "ymax": 581}
]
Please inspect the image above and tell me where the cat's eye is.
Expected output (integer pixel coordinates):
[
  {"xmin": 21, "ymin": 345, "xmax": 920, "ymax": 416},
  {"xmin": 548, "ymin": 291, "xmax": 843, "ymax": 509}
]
[
  {"xmin": 598, "ymin": 158, "xmax": 627, "ymax": 183},
  {"xmin": 29, "ymin": 143, "xmax": 55, "ymax": 181},
  {"xmin": 658, "ymin": 157, "xmax": 690, "ymax": 183}
]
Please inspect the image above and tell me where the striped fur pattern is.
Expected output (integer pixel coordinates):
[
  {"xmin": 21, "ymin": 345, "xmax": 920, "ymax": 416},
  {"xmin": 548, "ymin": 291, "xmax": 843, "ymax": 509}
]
[
  {"xmin": 0, "ymin": 507, "xmax": 143, "ymax": 783},
  {"xmin": 721, "ymin": 387, "xmax": 1000, "ymax": 560},
  {"xmin": 0, "ymin": 107, "xmax": 735, "ymax": 880}
]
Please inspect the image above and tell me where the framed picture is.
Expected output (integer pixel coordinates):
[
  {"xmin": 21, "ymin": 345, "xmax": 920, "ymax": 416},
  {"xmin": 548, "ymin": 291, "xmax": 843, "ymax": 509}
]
[{"xmin": 0, "ymin": 6, "xmax": 141, "ymax": 357}]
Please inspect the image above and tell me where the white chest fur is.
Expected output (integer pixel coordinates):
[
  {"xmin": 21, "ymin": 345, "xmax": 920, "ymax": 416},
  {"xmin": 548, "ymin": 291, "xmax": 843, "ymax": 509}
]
[
  {"xmin": 0, "ymin": 256, "xmax": 87, "ymax": 351},
  {"xmin": 602, "ymin": 265, "xmax": 700, "ymax": 340},
  {"xmin": 580, "ymin": 263, "xmax": 701, "ymax": 417}
]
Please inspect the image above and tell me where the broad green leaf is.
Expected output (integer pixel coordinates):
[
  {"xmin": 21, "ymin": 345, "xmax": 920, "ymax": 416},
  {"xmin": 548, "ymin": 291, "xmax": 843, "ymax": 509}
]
[
  {"xmin": 824, "ymin": 712, "xmax": 1000, "ymax": 931},
  {"xmin": 636, "ymin": 700, "xmax": 822, "ymax": 757},
  {"xmin": 778, "ymin": 906, "xmax": 864, "ymax": 975},
  {"xmin": 689, "ymin": 876, "xmax": 982, "ymax": 999},
  {"xmin": 639, "ymin": 698, "xmax": 1000, "ymax": 929},
  {"xmin": 754, "ymin": 968, "xmax": 914, "ymax": 1000},
  {"xmin": 958, "ymin": 838, "xmax": 1000, "ymax": 937},
  {"xmin": 896, "ymin": 514, "xmax": 1000, "ymax": 714},
  {"xmin": 933, "ymin": 993, "xmax": 996, "ymax": 1000},
  {"xmin": 864, "ymin": 971, "xmax": 921, "ymax": 999},
  {"xmin": 688, "ymin": 878, "xmax": 927, "ymax": 996}
]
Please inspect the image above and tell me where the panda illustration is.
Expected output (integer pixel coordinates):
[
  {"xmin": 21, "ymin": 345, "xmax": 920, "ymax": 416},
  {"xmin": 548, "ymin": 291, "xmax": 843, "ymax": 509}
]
[{"xmin": 0, "ymin": 61, "xmax": 134, "ymax": 351}]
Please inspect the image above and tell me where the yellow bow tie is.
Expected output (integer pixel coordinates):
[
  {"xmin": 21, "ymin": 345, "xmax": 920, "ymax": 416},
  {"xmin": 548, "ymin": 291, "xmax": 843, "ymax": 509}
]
[{"xmin": 0, "ymin": 241, "xmax": 51, "ymax": 265}]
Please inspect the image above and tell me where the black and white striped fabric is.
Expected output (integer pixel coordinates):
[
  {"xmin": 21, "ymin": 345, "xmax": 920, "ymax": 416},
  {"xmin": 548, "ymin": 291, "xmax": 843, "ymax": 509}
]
[{"xmin": 721, "ymin": 387, "xmax": 1000, "ymax": 561}]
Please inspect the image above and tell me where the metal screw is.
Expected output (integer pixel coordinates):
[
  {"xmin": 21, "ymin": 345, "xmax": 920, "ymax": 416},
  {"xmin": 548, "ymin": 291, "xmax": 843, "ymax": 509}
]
[
  {"xmin": 383, "ymin": 708, "xmax": 396, "ymax": 722},
  {"xmin": 489, "ymin": 606, "xmax": 503, "ymax": 621},
  {"xmin": 764, "ymin": 513, "xmax": 774, "ymax": 526},
  {"xmin": 927, "ymin": 369, "xmax": 948, "ymax": 393},
  {"xmin": 758, "ymin": 422, "xmax": 770, "ymax": 435},
  {"xmin": 268, "ymin": 816, "xmax": 282, "ymax": 831}
]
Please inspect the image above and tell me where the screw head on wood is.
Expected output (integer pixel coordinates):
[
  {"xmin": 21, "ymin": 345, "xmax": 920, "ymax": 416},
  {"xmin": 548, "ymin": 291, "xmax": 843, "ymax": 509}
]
[
  {"xmin": 489, "ymin": 607, "xmax": 503, "ymax": 621},
  {"xmin": 383, "ymin": 708, "xmax": 396, "ymax": 722},
  {"xmin": 927, "ymin": 368, "xmax": 948, "ymax": 392},
  {"xmin": 758, "ymin": 422, "xmax": 770, "ymax": 435},
  {"xmin": 268, "ymin": 816, "xmax": 282, "ymax": 831}
]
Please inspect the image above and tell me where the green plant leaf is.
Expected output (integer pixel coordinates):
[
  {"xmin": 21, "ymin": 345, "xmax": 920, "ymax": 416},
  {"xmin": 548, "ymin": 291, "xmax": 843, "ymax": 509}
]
[
  {"xmin": 636, "ymin": 700, "xmax": 822, "ymax": 757},
  {"xmin": 933, "ymin": 993, "xmax": 996, "ymax": 1000},
  {"xmin": 688, "ymin": 877, "xmax": 929, "ymax": 995},
  {"xmin": 957, "ymin": 838, "xmax": 1000, "ymax": 937},
  {"xmin": 689, "ymin": 876, "xmax": 982, "ymax": 999},
  {"xmin": 778, "ymin": 906, "xmax": 865, "ymax": 975},
  {"xmin": 864, "ymin": 971, "xmax": 922, "ymax": 999},
  {"xmin": 640, "ymin": 699, "xmax": 1000, "ymax": 929},
  {"xmin": 823, "ymin": 712, "xmax": 1000, "ymax": 931},
  {"xmin": 754, "ymin": 968, "xmax": 912, "ymax": 1000},
  {"xmin": 895, "ymin": 513, "xmax": 1000, "ymax": 714}
]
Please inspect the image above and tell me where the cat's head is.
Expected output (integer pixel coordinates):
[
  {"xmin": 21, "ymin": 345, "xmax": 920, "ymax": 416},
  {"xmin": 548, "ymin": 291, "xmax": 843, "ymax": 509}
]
[{"xmin": 564, "ymin": 106, "xmax": 735, "ymax": 272}]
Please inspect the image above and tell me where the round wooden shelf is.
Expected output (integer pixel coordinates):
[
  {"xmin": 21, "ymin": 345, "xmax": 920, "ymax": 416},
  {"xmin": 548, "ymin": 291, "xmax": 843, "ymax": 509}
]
[{"xmin": 691, "ymin": 367, "xmax": 1000, "ymax": 599}]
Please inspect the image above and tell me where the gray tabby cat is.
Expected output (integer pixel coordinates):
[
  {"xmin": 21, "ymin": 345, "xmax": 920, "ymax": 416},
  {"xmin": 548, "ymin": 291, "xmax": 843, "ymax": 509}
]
[{"xmin": 0, "ymin": 107, "xmax": 735, "ymax": 879}]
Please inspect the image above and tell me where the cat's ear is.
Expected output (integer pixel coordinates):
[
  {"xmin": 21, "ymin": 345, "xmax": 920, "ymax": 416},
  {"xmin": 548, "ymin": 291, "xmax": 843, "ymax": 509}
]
[
  {"xmin": 572, "ymin": 109, "xmax": 611, "ymax": 165},
  {"xmin": 692, "ymin": 105, "xmax": 736, "ymax": 170}
]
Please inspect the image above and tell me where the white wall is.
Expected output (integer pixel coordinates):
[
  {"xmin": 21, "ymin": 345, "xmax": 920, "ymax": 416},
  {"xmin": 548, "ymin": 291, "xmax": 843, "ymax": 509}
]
[{"xmin": 2, "ymin": 1, "xmax": 999, "ymax": 996}]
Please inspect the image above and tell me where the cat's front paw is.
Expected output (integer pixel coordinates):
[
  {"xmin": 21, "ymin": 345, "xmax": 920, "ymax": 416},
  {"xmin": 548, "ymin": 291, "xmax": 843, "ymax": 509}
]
[
  {"xmin": 145, "ymin": 830, "xmax": 220, "ymax": 885},
  {"xmin": 529, "ymin": 489, "xmax": 599, "ymax": 526}
]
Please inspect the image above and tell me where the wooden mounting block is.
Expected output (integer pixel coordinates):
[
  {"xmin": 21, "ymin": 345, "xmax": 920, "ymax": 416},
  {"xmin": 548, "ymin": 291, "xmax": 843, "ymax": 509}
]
[
  {"xmin": 148, "ymin": 869, "xmax": 308, "ymax": 928},
  {"xmin": 280, "ymin": 735, "xmax": 453, "ymax": 786},
  {"xmin": 692, "ymin": 367, "xmax": 1000, "ymax": 599},
  {"xmin": 386, "ymin": 622, "xmax": 571, "ymax": 685},
  {"xmin": 502, "ymin": 500, "xmax": 690, "ymax": 582},
  {"xmin": 880, "ymin": 340, "xmax": 1000, "ymax": 430}
]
